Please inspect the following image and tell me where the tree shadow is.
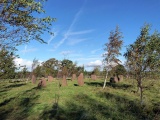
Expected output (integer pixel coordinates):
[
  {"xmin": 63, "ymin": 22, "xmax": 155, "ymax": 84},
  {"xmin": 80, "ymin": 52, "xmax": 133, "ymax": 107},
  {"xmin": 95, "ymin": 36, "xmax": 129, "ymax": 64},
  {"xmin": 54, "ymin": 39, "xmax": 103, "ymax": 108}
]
[
  {"xmin": 5, "ymin": 83, "xmax": 26, "ymax": 88},
  {"xmin": 85, "ymin": 82, "xmax": 103, "ymax": 87},
  {"xmin": 0, "ymin": 86, "xmax": 40, "ymax": 120},
  {"xmin": 85, "ymin": 81, "xmax": 133, "ymax": 90},
  {"xmin": 39, "ymin": 93, "xmax": 126, "ymax": 120},
  {"xmin": 40, "ymin": 94, "xmax": 62, "ymax": 120},
  {"xmin": 74, "ymin": 84, "xmax": 78, "ymax": 86},
  {"xmin": 0, "ymin": 97, "xmax": 15, "ymax": 107},
  {"xmin": 97, "ymin": 91, "xmax": 156, "ymax": 120},
  {"xmin": 40, "ymin": 91, "xmax": 158, "ymax": 120},
  {"xmin": 105, "ymin": 82, "xmax": 133, "ymax": 90}
]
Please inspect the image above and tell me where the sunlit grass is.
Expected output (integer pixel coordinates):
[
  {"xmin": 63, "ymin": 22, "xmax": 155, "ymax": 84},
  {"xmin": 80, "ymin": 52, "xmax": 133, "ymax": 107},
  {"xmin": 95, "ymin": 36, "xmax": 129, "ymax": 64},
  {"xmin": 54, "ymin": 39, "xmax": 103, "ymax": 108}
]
[{"xmin": 0, "ymin": 78, "xmax": 159, "ymax": 120}]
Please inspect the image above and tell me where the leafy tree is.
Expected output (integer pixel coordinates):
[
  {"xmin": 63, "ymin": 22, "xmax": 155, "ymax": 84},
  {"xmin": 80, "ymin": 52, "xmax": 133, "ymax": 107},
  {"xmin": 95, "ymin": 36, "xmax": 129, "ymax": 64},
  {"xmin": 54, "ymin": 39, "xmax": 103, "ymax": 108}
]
[
  {"xmin": 0, "ymin": 0, "xmax": 56, "ymax": 50},
  {"xmin": 110, "ymin": 64, "xmax": 126, "ymax": 77},
  {"xmin": 124, "ymin": 24, "xmax": 160, "ymax": 103},
  {"xmin": 21, "ymin": 65, "xmax": 28, "ymax": 78},
  {"xmin": 61, "ymin": 59, "xmax": 76, "ymax": 77},
  {"xmin": 31, "ymin": 58, "xmax": 39, "ymax": 76},
  {"xmin": 103, "ymin": 26, "xmax": 123, "ymax": 89},
  {"xmin": 0, "ymin": 48, "xmax": 17, "ymax": 79},
  {"xmin": 33, "ymin": 65, "xmax": 44, "ymax": 77},
  {"xmin": 92, "ymin": 66, "xmax": 100, "ymax": 76},
  {"xmin": 75, "ymin": 65, "xmax": 84, "ymax": 76},
  {"xmin": 42, "ymin": 58, "xmax": 59, "ymax": 77}
]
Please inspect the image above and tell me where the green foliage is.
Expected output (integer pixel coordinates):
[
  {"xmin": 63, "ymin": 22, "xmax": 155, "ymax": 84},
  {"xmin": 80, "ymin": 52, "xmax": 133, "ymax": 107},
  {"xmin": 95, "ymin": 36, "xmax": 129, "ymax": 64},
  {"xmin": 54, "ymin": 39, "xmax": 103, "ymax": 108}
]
[
  {"xmin": 110, "ymin": 64, "xmax": 127, "ymax": 76},
  {"xmin": 60, "ymin": 59, "xmax": 84, "ymax": 76},
  {"xmin": 124, "ymin": 24, "xmax": 160, "ymax": 102},
  {"xmin": 42, "ymin": 58, "xmax": 59, "ymax": 77},
  {"xmin": 0, "ymin": 49, "xmax": 17, "ymax": 79},
  {"xmin": 103, "ymin": 26, "xmax": 123, "ymax": 66},
  {"xmin": 103, "ymin": 26, "xmax": 123, "ymax": 88},
  {"xmin": 61, "ymin": 59, "xmax": 75, "ymax": 76},
  {"xmin": 124, "ymin": 24, "xmax": 160, "ymax": 81},
  {"xmin": 33, "ymin": 65, "xmax": 44, "ymax": 77},
  {"xmin": 0, "ymin": 0, "xmax": 56, "ymax": 50},
  {"xmin": 92, "ymin": 66, "xmax": 100, "ymax": 76}
]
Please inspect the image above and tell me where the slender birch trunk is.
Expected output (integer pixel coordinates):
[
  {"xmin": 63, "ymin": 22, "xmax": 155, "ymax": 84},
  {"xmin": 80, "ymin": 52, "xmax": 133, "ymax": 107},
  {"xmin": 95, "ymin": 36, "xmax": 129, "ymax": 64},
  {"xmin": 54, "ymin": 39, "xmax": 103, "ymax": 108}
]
[{"xmin": 103, "ymin": 70, "xmax": 108, "ymax": 89}]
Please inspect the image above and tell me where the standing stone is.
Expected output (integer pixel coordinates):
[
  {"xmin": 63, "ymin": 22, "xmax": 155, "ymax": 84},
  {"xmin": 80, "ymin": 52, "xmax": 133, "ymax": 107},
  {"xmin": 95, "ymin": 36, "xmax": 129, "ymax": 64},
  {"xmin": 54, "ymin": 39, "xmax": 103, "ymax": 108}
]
[
  {"xmin": 114, "ymin": 76, "xmax": 119, "ymax": 82},
  {"xmin": 72, "ymin": 74, "xmax": 76, "ymax": 81},
  {"xmin": 78, "ymin": 73, "xmax": 84, "ymax": 86},
  {"xmin": 110, "ymin": 76, "xmax": 118, "ymax": 83},
  {"xmin": 41, "ymin": 77, "xmax": 46, "ymax": 86},
  {"xmin": 118, "ymin": 75, "xmax": 123, "ymax": 82},
  {"xmin": 32, "ymin": 75, "xmax": 36, "ymax": 84},
  {"xmin": 62, "ymin": 75, "xmax": 67, "ymax": 86},
  {"xmin": 37, "ymin": 77, "xmax": 46, "ymax": 88},
  {"xmin": 91, "ymin": 75, "xmax": 97, "ymax": 80},
  {"xmin": 48, "ymin": 76, "xmax": 54, "ymax": 82}
]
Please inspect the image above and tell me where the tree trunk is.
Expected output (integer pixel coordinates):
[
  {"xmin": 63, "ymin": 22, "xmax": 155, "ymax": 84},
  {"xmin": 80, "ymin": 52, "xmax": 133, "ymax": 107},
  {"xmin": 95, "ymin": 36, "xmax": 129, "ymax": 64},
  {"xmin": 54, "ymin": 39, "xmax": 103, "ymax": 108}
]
[
  {"xmin": 103, "ymin": 71, "xmax": 108, "ymax": 89},
  {"xmin": 137, "ymin": 79, "xmax": 143, "ymax": 104},
  {"xmin": 139, "ymin": 79, "xmax": 143, "ymax": 104}
]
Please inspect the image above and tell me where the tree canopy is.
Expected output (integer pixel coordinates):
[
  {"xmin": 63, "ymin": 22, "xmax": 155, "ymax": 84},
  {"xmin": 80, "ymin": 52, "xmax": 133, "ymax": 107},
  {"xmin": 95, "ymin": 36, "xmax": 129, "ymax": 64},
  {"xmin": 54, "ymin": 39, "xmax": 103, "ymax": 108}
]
[
  {"xmin": 103, "ymin": 26, "xmax": 123, "ymax": 88},
  {"xmin": 0, "ymin": 0, "xmax": 55, "ymax": 50},
  {"xmin": 124, "ymin": 24, "xmax": 160, "ymax": 103},
  {"xmin": 0, "ymin": 48, "xmax": 17, "ymax": 79}
]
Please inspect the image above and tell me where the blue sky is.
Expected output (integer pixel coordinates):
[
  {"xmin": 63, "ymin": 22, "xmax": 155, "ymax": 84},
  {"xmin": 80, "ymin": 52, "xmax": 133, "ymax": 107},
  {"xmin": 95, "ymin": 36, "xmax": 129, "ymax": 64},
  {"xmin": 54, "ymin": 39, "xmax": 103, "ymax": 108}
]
[{"xmin": 15, "ymin": 0, "xmax": 160, "ymax": 71}]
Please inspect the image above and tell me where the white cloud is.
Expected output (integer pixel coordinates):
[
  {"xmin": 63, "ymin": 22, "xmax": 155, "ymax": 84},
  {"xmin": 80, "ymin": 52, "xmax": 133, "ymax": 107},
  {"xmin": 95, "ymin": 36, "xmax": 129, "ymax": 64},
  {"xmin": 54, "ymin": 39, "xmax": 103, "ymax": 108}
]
[
  {"xmin": 86, "ymin": 60, "xmax": 102, "ymax": 67},
  {"xmin": 14, "ymin": 58, "xmax": 32, "ymax": 71}
]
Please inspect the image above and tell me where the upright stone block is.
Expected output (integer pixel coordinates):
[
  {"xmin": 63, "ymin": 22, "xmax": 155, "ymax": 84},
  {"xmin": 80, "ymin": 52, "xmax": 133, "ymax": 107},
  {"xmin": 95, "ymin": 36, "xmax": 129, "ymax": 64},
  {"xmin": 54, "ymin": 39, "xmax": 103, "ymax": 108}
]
[
  {"xmin": 118, "ymin": 75, "xmax": 123, "ymax": 82},
  {"xmin": 62, "ymin": 75, "xmax": 67, "ymax": 86},
  {"xmin": 48, "ymin": 76, "xmax": 54, "ymax": 82},
  {"xmin": 91, "ymin": 75, "xmax": 97, "ymax": 80},
  {"xmin": 32, "ymin": 75, "xmax": 36, "ymax": 84},
  {"xmin": 72, "ymin": 74, "xmax": 76, "ymax": 81},
  {"xmin": 78, "ymin": 73, "xmax": 84, "ymax": 86}
]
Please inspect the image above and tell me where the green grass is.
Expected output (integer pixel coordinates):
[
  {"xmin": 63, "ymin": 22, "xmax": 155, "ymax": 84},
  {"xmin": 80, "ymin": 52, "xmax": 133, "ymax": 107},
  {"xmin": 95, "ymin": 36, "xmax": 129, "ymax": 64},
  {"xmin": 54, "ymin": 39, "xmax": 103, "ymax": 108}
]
[{"xmin": 0, "ymin": 78, "xmax": 160, "ymax": 120}]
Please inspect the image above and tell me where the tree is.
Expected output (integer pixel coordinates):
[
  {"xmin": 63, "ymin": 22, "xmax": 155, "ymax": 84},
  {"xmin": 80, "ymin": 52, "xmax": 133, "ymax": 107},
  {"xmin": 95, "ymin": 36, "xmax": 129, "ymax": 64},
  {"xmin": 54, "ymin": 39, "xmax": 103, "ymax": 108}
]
[
  {"xmin": 124, "ymin": 24, "xmax": 160, "ymax": 103},
  {"xmin": 0, "ymin": 0, "xmax": 56, "ymax": 50},
  {"xmin": 103, "ymin": 26, "xmax": 123, "ymax": 89},
  {"xmin": 92, "ymin": 66, "xmax": 100, "ymax": 76},
  {"xmin": 31, "ymin": 58, "xmax": 39, "ymax": 76},
  {"xmin": 0, "ymin": 48, "xmax": 17, "ymax": 79},
  {"xmin": 61, "ymin": 59, "xmax": 76, "ymax": 77},
  {"xmin": 21, "ymin": 65, "xmax": 28, "ymax": 78},
  {"xmin": 110, "ymin": 64, "xmax": 126, "ymax": 77},
  {"xmin": 33, "ymin": 65, "xmax": 44, "ymax": 77},
  {"xmin": 42, "ymin": 58, "xmax": 59, "ymax": 77}
]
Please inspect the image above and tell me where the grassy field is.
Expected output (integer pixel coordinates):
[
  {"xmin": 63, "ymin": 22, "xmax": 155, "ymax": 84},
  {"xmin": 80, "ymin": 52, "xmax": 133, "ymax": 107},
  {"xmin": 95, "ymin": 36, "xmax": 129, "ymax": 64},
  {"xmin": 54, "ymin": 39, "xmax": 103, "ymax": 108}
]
[{"xmin": 0, "ymin": 78, "xmax": 160, "ymax": 120}]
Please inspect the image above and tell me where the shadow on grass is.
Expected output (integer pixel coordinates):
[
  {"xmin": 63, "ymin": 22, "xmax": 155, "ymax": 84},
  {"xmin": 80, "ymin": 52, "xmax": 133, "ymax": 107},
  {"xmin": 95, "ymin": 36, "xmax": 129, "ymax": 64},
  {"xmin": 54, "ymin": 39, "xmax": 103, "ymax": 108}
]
[
  {"xmin": 85, "ymin": 81, "xmax": 103, "ymax": 87},
  {"xmin": 39, "ymin": 93, "xmax": 129, "ymax": 120},
  {"xmin": 0, "ymin": 86, "xmax": 40, "ymax": 120},
  {"xmin": 85, "ymin": 81, "xmax": 133, "ymax": 90},
  {"xmin": 105, "ymin": 82, "xmax": 133, "ymax": 89},
  {"xmin": 40, "ymin": 94, "xmax": 60, "ymax": 119},
  {"xmin": 0, "ymin": 97, "xmax": 15, "ymax": 107},
  {"xmin": 5, "ymin": 83, "xmax": 26, "ymax": 88},
  {"xmin": 74, "ymin": 84, "xmax": 78, "ymax": 86},
  {"xmin": 97, "ymin": 91, "xmax": 157, "ymax": 120},
  {"xmin": 40, "ymin": 92, "xmax": 159, "ymax": 120}
]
